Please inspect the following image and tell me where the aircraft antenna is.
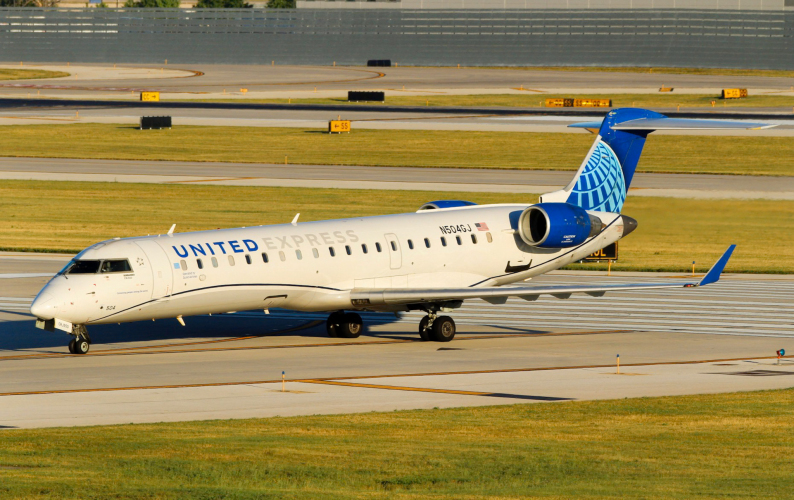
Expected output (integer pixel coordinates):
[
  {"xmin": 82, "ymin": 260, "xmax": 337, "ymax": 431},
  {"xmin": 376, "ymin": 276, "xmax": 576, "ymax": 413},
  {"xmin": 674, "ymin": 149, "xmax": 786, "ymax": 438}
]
[
  {"xmin": 167, "ymin": 224, "xmax": 176, "ymax": 235},
  {"xmin": 291, "ymin": 213, "xmax": 300, "ymax": 226}
]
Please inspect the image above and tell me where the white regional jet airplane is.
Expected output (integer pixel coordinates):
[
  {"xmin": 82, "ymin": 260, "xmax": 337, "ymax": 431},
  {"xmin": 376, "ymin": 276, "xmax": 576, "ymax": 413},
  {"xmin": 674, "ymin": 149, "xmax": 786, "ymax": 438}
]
[{"xmin": 30, "ymin": 109, "xmax": 772, "ymax": 354}]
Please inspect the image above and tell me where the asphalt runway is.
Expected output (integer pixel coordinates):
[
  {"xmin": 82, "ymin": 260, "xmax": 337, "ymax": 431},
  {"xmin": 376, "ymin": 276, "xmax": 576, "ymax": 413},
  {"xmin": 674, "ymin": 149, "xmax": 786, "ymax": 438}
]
[
  {"xmin": 3, "ymin": 157, "xmax": 793, "ymax": 200},
  {"xmin": 1, "ymin": 253, "xmax": 792, "ymax": 428},
  {"xmin": 2, "ymin": 105, "xmax": 792, "ymax": 137}
]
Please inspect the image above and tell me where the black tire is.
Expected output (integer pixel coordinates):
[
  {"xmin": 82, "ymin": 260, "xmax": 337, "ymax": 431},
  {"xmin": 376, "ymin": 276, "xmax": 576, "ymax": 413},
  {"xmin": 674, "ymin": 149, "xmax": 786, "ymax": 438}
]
[
  {"xmin": 68, "ymin": 338, "xmax": 77, "ymax": 354},
  {"xmin": 338, "ymin": 312, "xmax": 363, "ymax": 339},
  {"xmin": 75, "ymin": 338, "xmax": 90, "ymax": 355},
  {"xmin": 326, "ymin": 311, "xmax": 344, "ymax": 338},
  {"xmin": 431, "ymin": 316, "xmax": 456, "ymax": 342},
  {"xmin": 418, "ymin": 316, "xmax": 431, "ymax": 341}
]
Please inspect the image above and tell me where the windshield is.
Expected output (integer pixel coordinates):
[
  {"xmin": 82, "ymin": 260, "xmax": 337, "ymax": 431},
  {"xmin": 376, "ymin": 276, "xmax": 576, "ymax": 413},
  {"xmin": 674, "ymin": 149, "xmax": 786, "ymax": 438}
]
[
  {"xmin": 62, "ymin": 258, "xmax": 132, "ymax": 275},
  {"xmin": 100, "ymin": 259, "xmax": 132, "ymax": 273},
  {"xmin": 64, "ymin": 260, "xmax": 101, "ymax": 274}
]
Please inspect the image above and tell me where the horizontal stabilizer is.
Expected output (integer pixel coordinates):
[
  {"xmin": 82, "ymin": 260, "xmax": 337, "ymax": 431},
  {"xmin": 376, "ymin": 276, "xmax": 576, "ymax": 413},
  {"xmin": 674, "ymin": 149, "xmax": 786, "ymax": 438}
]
[
  {"xmin": 568, "ymin": 121, "xmax": 603, "ymax": 129},
  {"xmin": 569, "ymin": 117, "xmax": 775, "ymax": 131}
]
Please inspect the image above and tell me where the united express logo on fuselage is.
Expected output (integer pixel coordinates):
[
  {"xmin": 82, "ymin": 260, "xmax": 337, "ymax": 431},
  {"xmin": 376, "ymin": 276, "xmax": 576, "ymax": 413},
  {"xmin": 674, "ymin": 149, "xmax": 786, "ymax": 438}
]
[{"xmin": 172, "ymin": 230, "xmax": 360, "ymax": 257}]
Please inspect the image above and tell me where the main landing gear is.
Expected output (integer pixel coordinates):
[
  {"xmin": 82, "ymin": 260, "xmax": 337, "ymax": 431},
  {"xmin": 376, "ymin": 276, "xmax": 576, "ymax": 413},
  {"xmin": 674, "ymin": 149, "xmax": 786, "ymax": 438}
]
[
  {"xmin": 419, "ymin": 313, "xmax": 456, "ymax": 342},
  {"xmin": 67, "ymin": 324, "xmax": 91, "ymax": 355},
  {"xmin": 326, "ymin": 311, "xmax": 364, "ymax": 339},
  {"xmin": 325, "ymin": 311, "xmax": 456, "ymax": 342}
]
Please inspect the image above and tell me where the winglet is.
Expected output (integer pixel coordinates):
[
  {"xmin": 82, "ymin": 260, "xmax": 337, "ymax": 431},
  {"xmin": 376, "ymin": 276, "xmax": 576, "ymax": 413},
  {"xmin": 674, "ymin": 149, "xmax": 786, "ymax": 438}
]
[{"xmin": 698, "ymin": 245, "xmax": 736, "ymax": 287}]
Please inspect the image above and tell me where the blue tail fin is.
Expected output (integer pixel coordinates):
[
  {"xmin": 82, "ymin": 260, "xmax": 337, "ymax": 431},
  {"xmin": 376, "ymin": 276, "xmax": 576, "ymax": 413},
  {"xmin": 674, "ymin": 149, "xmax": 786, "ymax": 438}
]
[
  {"xmin": 540, "ymin": 108, "xmax": 661, "ymax": 213},
  {"xmin": 539, "ymin": 108, "xmax": 774, "ymax": 213}
]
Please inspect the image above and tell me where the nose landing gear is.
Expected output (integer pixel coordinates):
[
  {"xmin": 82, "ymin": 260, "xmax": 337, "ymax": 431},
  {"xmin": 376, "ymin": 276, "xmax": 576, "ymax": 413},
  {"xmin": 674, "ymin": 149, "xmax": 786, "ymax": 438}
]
[{"xmin": 67, "ymin": 325, "xmax": 91, "ymax": 355}]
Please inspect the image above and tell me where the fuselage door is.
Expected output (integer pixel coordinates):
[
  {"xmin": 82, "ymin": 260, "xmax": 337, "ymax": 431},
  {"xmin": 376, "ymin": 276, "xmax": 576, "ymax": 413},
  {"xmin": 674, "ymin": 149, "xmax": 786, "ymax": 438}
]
[
  {"xmin": 135, "ymin": 240, "xmax": 173, "ymax": 299},
  {"xmin": 384, "ymin": 233, "xmax": 402, "ymax": 270}
]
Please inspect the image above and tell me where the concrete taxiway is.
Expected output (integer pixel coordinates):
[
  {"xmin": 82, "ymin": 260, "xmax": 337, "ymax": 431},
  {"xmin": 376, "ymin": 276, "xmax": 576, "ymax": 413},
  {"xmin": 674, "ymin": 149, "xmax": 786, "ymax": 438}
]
[
  {"xmin": 3, "ymin": 157, "xmax": 793, "ymax": 200},
  {"xmin": 2, "ymin": 64, "xmax": 794, "ymax": 97},
  {"xmin": 1, "ymin": 253, "xmax": 792, "ymax": 428}
]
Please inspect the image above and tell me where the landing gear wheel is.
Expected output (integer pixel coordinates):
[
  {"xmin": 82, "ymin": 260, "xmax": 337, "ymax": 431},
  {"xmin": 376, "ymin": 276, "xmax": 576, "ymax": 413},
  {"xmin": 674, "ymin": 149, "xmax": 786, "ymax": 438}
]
[
  {"xmin": 326, "ymin": 311, "xmax": 345, "ymax": 338},
  {"xmin": 68, "ymin": 338, "xmax": 77, "ymax": 354},
  {"xmin": 338, "ymin": 312, "xmax": 363, "ymax": 339},
  {"xmin": 74, "ymin": 338, "xmax": 90, "ymax": 355},
  {"xmin": 418, "ymin": 316, "xmax": 431, "ymax": 341},
  {"xmin": 431, "ymin": 316, "xmax": 456, "ymax": 342}
]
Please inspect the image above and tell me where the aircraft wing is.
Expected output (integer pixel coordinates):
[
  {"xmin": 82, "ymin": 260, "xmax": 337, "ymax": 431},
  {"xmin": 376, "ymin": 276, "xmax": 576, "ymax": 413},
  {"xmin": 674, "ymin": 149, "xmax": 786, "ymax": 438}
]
[{"xmin": 351, "ymin": 246, "xmax": 735, "ymax": 307}]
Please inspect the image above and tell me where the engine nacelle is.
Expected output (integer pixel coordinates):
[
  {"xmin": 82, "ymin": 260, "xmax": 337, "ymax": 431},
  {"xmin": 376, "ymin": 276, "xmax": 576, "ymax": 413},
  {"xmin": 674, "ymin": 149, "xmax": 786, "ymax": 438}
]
[
  {"xmin": 418, "ymin": 200, "xmax": 477, "ymax": 211},
  {"xmin": 518, "ymin": 203, "xmax": 603, "ymax": 248}
]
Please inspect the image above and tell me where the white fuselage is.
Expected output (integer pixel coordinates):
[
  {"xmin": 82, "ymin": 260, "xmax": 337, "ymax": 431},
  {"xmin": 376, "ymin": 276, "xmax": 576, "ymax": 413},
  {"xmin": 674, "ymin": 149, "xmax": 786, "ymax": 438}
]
[{"xmin": 30, "ymin": 204, "xmax": 626, "ymax": 326}]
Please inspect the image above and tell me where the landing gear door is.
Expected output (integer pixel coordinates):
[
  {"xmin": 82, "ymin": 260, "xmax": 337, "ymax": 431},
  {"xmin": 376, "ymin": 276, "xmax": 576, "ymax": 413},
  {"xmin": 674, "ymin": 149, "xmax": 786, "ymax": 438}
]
[
  {"xmin": 135, "ymin": 240, "xmax": 173, "ymax": 299},
  {"xmin": 384, "ymin": 233, "xmax": 402, "ymax": 270}
]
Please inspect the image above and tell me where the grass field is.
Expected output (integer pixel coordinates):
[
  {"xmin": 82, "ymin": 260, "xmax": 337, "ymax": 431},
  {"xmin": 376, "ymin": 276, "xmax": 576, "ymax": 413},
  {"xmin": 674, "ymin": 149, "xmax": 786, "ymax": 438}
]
[
  {"xmin": 1, "ymin": 389, "xmax": 792, "ymax": 498},
  {"xmin": 1, "ymin": 124, "xmax": 792, "ymax": 176},
  {"xmin": 2, "ymin": 180, "xmax": 793, "ymax": 273},
  {"xmin": 197, "ymin": 93, "xmax": 794, "ymax": 109},
  {"xmin": 0, "ymin": 68, "xmax": 69, "ymax": 81}
]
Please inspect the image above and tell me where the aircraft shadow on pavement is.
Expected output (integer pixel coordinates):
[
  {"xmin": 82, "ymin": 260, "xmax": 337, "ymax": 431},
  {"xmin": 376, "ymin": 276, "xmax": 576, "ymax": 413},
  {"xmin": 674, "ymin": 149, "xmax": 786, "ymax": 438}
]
[{"xmin": 0, "ymin": 309, "xmax": 553, "ymax": 352}]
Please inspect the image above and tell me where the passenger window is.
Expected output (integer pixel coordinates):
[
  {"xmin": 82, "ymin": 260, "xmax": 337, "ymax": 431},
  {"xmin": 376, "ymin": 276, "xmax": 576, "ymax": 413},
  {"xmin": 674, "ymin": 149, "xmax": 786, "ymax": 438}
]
[
  {"xmin": 228, "ymin": 255, "xmax": 235, "ymax": 266},
  {"xmin": 261, "ymin": 253, "xmax": 269, "ymax": 263},
  {"xmin": 345, "ymin": 245, "xmax": 351, "ymax": 255},
  {"xmin": 362, "ymin": 244, "xmax": 368, "ymax": 254},
  {"xmin": 329, "ymin": 247, "xmax": 336, "ymax": 257},
  {"xmin": 180, "ymin": 260, "xmax": 187, "ymax": 270},
  {"xmin": 312, "ymin": 248, "xmax": 319, "ymax": 258},
  {"xmin": 390, "ymin": 241, "xmax": 397, "ymax": 251},
  {"xmin": 486, "ymin": 232, "xmax": 493, "ymax": 243},
  {"xmin": 197, "ymin": 258, "xmax": 203, "ymax": 269},
  {"xmin": 440, "ymin": 237, "xmax": 447, "ymax": 247},
  {"xmin": 375, "ymin": 242, "xmax": 382, "ymax": 253},
  {"xmin": 100, "ymin": 259, "xmax": 132, "ymax": 273},
  {"xmin": 212, "ymin": 256, "xmax": 219, "ymax": 268},
  {"xmin": 296, "ymin": 250, "xmax": 303, "ymax": 260},
  {"xmin": 407, "ymin": 239, "xmax": 414, "ymax": 250},
  {"xmin": 456, "ymin": 236, "xmax": 462, "ymax": 245},
  {"xmin": 279, "ymin": 251, "xmax": 286, "ymax": 262},
  {"xmin": 424, "ymin": 238, "xmax": 430, "ymax": 248},
  {"xmin": 471, "ymin": 234, "xmax": 478, "ymax": 244},
  {"xmin": 245, "ymin": 254, "xmax": 252, "ymax": 264}
]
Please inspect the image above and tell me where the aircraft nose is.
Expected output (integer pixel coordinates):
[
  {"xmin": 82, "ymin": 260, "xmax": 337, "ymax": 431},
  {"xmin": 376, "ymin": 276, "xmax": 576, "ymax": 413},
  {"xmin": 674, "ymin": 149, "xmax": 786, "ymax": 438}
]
[
  {"xmin": 620, "ymin": 215, "xmax": 638, "ymax": 237},
  {"xmin": 30, "ymin": 291, "xmax": 55, "ymax": 320}
]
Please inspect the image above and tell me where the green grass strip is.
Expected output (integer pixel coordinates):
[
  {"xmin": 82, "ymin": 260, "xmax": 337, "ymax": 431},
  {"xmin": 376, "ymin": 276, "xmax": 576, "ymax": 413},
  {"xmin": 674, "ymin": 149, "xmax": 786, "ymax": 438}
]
[
  {"xmin": 0, "ymin": 69, "xmax": 69, "ymax": 81},
  {"xmin": 0, "ymin": 389, "xmax": 792, "ymax": 498},
  {"xmin": 1, "ymin": 124, "xmax": 792, "ymax": 176}
]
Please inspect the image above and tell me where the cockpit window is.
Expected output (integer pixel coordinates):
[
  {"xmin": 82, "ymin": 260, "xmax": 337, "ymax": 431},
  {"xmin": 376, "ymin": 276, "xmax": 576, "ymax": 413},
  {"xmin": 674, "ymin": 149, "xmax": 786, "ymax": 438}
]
[
  {"xmin": 100, "ymin": 259, "xmax": 133, "ymax": 273},
  {"xmin": 62, "ymin": 259, "xmax": 132, "ymax": 275},
  {"xmin": 65, "ymin": 260, "xmax": 101, "ymax": 274}
]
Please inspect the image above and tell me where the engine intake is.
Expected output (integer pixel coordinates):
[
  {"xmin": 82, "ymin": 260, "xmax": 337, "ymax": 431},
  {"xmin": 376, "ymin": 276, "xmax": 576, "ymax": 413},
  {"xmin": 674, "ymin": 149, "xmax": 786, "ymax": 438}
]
[{"xmin": 518, "ymin": 203, "xmax": 603, "ymax": 248}]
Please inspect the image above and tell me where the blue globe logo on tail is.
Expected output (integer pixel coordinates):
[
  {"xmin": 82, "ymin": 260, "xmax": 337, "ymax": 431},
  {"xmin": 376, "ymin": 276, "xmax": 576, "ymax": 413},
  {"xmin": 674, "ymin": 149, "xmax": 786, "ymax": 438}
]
[{"xmin": 566, "ymin": 140, "xmax": 626, "ymax": 213}]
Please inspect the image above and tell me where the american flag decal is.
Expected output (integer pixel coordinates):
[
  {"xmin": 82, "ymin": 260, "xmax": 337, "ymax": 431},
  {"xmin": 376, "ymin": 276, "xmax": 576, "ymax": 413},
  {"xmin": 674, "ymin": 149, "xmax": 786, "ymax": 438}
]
[{"xmin": 475, "ymin": 222, "xmax": 489, "ymax": 231}]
